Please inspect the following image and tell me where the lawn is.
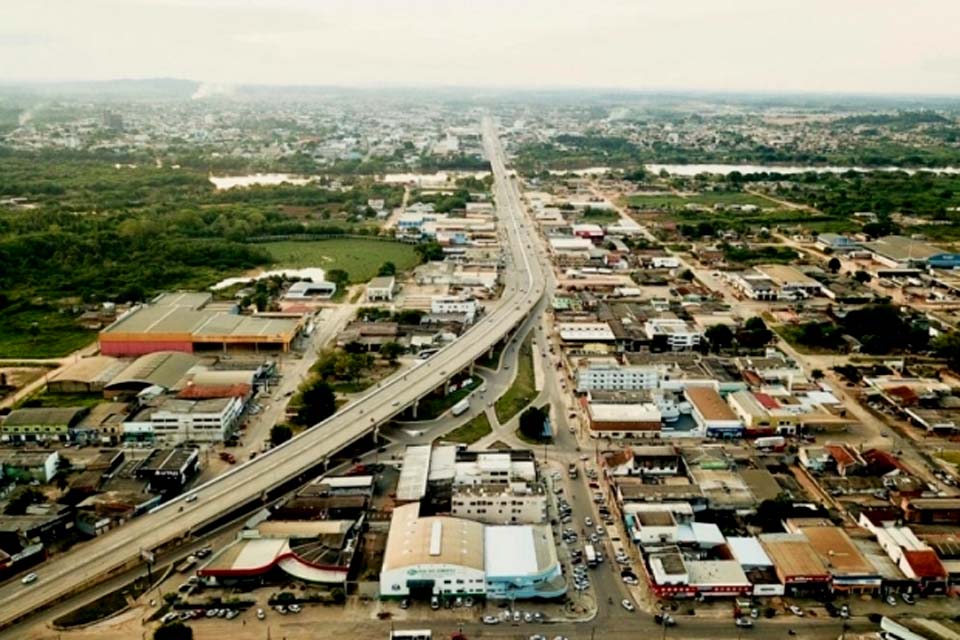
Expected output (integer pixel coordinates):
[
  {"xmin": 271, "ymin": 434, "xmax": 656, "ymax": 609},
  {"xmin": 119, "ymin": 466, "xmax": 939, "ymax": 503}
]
[
  {"xmin": 937, "ymin": 450, "xmax": 960, "ymax": 468},
  {"xmin": 440, "ymin": 413, "xmax": 492, "ymax": 445},
  {"xmin": 0, "ymin": 308, "xmax": 95, "ymax": 359},
  {"xmin": 495, "ymin": 334, "xmax": 537, "ymax": 424},
  {"xmin": 258, "ymin": 238, "xmax": 420, "ymax": 284},
  {"xmin": 17, "ymin": 391, "xmax": 104, "ymax": 410}
]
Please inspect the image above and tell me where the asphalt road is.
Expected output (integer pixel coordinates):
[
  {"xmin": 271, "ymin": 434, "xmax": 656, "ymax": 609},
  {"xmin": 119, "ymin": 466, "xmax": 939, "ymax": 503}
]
[{"xmin": 0, "ymin": 118, "xmax": 548, "ymax": 631}]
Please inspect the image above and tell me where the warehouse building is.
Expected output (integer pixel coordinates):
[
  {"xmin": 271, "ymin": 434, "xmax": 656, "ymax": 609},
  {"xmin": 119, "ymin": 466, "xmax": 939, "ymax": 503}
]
[
  {"xmin": 100, "ymin": 292, "xmax": 303, "ymax": 356},
  {"xmin": 685, "ymin": 387, "xmax": 743, "ymax": 438},
  {"xmin": 0, "ymin": 407, "xmax": 89, "ymax": 444},
  {"xmin": 379, "ymin": 503, "xmax": 564, "ymax": 600},
  {"xmin": 46, "ymin": 355, "xmax": 126, "ymax": 394}
]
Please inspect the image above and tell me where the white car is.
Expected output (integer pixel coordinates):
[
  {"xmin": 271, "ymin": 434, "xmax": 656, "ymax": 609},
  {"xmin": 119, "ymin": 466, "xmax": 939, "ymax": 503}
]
[
  {"xmin": 287, "ymin": 604, "xmax": 301, "ymax": 613},
  {"xmin": 789, "ymin": 605, "xmax": 804, "ymax": 617},
  {"xmin": 21, "ymin": 573, "xmax": 38, "ymax": 585},
  {"xmin": 735, "ymin": 618, "xmax": 754, "ymax": 628},
  {"xmin": 621, "ymin": 599, "xmax": 635, "ymax": 612},
  {"xmin": 256, "ymin": 608, "xmax": 265, "ymax": 620},
  {"xmin": 482, "ymin": 615, "xmax": 500, "ymax": 625}
]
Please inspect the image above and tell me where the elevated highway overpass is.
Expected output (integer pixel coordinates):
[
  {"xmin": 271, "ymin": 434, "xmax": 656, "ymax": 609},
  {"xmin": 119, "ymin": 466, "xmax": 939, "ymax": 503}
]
[{"xmin": 0, "ymin": 118, "xmax": 548, "ymax": 630}]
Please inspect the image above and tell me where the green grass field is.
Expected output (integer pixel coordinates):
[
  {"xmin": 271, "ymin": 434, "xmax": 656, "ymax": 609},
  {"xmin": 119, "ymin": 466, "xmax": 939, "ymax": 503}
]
[
  {"xmin": 258, "ymin": 238, "xmax": 420, "ymax": 284},
  {"xmin": 626, "ymin": 191, "xmax": 772, "ymax": 209},
  {"xmin": 0, "ymin": 309, "xmax": 95, "ymax": 359},
  {"xmin": 495, "ymin": 334, "xmax": 537, "ymax": 424},
  {"xmin": 440, "ymin": 413, "xmax": 492, "ymax": 445}
]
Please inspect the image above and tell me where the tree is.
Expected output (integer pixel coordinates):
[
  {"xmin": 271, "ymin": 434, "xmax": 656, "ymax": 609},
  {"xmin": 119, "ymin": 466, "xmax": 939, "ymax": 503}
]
[
  {"xmin": 154, "ymin": 622, "xmax": 193, "ymax": 640},
  {"xmin": 519, "ymin": 406, "xmax": 549, "ymax": 442},
  {"xmin": 4, "ymin": 487, "xmax": 46, "ymax": 515},
  {"xmin": 380, "ymin": 341, "xmax": 404, "ymax": 364},
  {"xmin": 827, "ymin": 257, "xmax": 841, "ymax": 274},
  {"xmin": 679, "ymin": 269, "xmax": 695, "ymax": 282},
  {"xmin": 853, "ymin": 270, "xmax": 872, "ymax": 284},
  {"xmin": 811, "ymin": 369, "xmax": 825, "ymax": 380},
  {"xmin": 328, "ymin": 269, "xmax": 350, "ymax": 288},
  {"xmin": 377, "ymin": 261, "xmax": 397, "ymax": 276},
  {"xmin": 253, "ymin": 291, "xmax": 268, "ymax": 312},
  {"xmin": 933, "ymin": 331, "xmax": 960, "ymax": 372},
  {"xmin": 296, "ymin": 379, "xmax": 336, "ymax": 426},
  {"xmin": 705, "ymin": 324, "xmax": 734, "ymax": 352},
  {"xmin": 270, "ymin": 424, "xmax": 293, "ymax": 446},
  {"xmin": 414, "ymin": 241, "xmax": 444, "ymax": 262}
]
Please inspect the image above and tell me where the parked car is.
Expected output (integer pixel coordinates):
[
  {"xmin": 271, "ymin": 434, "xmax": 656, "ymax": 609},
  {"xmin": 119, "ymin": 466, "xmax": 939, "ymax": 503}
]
[
  {"xmin": 482, "ymin": 615, "xmax": 500, "ymax": 625},
  {"xmin": 901, "ymin": 593, "xmax": 915, "ymax": 605},
  {"xmin": 886, "ymin": 594, "xmax": 898, "ymax": 606},
  {"xmin": 256, "ymin": 608, "xmax": 265, "ymax": 620},
  {"xmin": 735, "ymin": 617, "xmax": 754, "ymax": 628},
  {"xmin": 21, "ymin": 573, "xmax": 38, "ymax": 585},
  {"xmin": 622, "ymin": 599, "xmax": 635, "ymax": 612},
  {"xmin": 789, "ymin": 605, "xmax": 804, "ymax": 617},
  {"xmin": 654, "ymin": 614, "xmax": 676, "ymax": 626},
  {"xmin": 288, "ymin": 604, "xmax": 301, "ymax": 613}
]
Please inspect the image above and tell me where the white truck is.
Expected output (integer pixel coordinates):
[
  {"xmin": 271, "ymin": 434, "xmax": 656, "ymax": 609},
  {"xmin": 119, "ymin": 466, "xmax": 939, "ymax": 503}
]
[
  {"xmin": 451, "ymin": 399, "xmax": 470, "ymax": 416},
  {"xmin": 584, "ymin": 543, "xmax": 598, "ymax": 567}
]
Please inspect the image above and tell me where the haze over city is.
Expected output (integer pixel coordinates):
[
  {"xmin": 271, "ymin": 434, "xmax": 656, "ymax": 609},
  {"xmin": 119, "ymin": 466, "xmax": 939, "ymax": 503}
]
[{"xmin": 2, "ymin": 0, "xmax": 960, "ymax": 94}]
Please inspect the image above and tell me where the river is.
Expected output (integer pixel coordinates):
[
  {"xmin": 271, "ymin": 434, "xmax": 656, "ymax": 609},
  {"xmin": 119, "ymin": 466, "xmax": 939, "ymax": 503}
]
[{"xmin": 551, "ymin": 164, "xmax": 960, "ymax": 177}]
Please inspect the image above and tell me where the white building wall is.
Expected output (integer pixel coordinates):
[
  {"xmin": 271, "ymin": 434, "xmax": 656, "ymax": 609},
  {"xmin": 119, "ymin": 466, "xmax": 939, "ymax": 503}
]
[{"xmin": 451, "ymin": 491, "xmax": 547, "ymax": 524}]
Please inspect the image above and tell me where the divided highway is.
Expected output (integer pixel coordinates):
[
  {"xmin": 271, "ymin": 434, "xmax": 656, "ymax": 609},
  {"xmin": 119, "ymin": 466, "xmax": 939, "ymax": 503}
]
[{"xmin": 0, "ymin": 118, "xmax": 547, "ymax": 629}]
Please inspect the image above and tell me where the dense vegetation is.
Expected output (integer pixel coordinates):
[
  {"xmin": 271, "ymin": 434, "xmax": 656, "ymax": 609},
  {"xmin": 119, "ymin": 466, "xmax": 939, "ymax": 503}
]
[{"xmin": 0, "ymin": 151, "xmax": 409, "ymax": 355}]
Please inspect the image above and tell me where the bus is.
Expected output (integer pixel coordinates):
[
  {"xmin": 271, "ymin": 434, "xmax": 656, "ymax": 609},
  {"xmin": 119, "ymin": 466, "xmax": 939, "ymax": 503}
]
[
  {"xmin": 584, "ymin": 544, "xmax": 597, "ymax": 567},
  {"xmin": 390, "ymin": 631, "xmax": 432, "ymax": 640},
  {"xmin": 451, "ymin": 399, "xmax": 470, "ymax": 416}
]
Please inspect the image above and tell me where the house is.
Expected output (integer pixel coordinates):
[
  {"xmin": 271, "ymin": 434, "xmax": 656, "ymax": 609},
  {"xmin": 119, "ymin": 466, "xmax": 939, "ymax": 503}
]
[
  {"xmin": 644, "ymin": 318, "xmax": 703, "ymax": 351},
  {"xmin": 366, "ymin": 276, "xmax": 397, "ymax": 302}
]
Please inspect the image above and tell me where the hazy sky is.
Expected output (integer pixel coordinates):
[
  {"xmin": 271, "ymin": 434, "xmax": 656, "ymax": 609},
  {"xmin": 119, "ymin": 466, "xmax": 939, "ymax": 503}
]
[{"xmin": 2, "ymin": 0, "xmax": 960, "ymax": 94}]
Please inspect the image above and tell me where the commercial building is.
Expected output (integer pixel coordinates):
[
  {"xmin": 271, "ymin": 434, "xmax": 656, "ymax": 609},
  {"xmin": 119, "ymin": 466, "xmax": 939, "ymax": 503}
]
[
  {"xmin": 100, "ymin": 292, "xmax": 302, "ymax": 356},
  {"xmin": 45, "ymin": 355, "xmax": 126, "ymax": 394},
  {"xmin": 644, "ymin": 318, "xmax": 703, "ymax": 351},
  {"xmin": 134, "ymin": 447, "xmax": 199, "ymax": 493},
  {"xmin": 862, "ymin": 235, "xmax": 942, "ymax": 268},
  {"xmin": 799, "ymin": 526, "xmax": 881, "ymax": 593},
  {"xmin": 685, "ymin": 387, "xmax": 743, "ymax": 438},
  {"xmin": 430, "ymin": 296, "xmax": 479, "ymax": 324},
  {"xmin": 379, "ymin": 503, "xmax": 564, "ymax": 600},
  {"xmin": 557, "ymin": 322, "xmax": 616, "ymax": 343},
  {"xmin": 575, "ymin": 362, "xmax": 659, "ymax": 392},
  {"xmin": 366, "ymin": 276, "xmax": 397, "ymax": 302},
  {"xmin": 755, "ymin": 265, "xmax": 827, "ymax": 299},
  {"xmin": 0, "ymin": 450, "xmax": 59, "ymax": 483},
  {"xmin": 587, "ymin": 402, "xmax": 662, "ymax": 439},
  {"xmin": 450, "ymin": 483, "xmax": 547, "ymax": 525},
  {"xmin": 1, "ymin": 407, "xmax": 88, "ymax": 444},
  {"xmin": 283, "ymin": 280, "xmax": 336, "ymax": 300},
  {"xmin": 760, "ymin": 534, "xmax": 831, "ymax": 595},
  {"xmin": 104, "ymin": 351, "xmax": 200, "ymax": 397},
  {"xmin": 199, "ymin": 520, "xmax": 360, "ymax": 586},
  {"xmin": 124, "ymin": 395, "xmax": 244, "ymax": 444}
]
